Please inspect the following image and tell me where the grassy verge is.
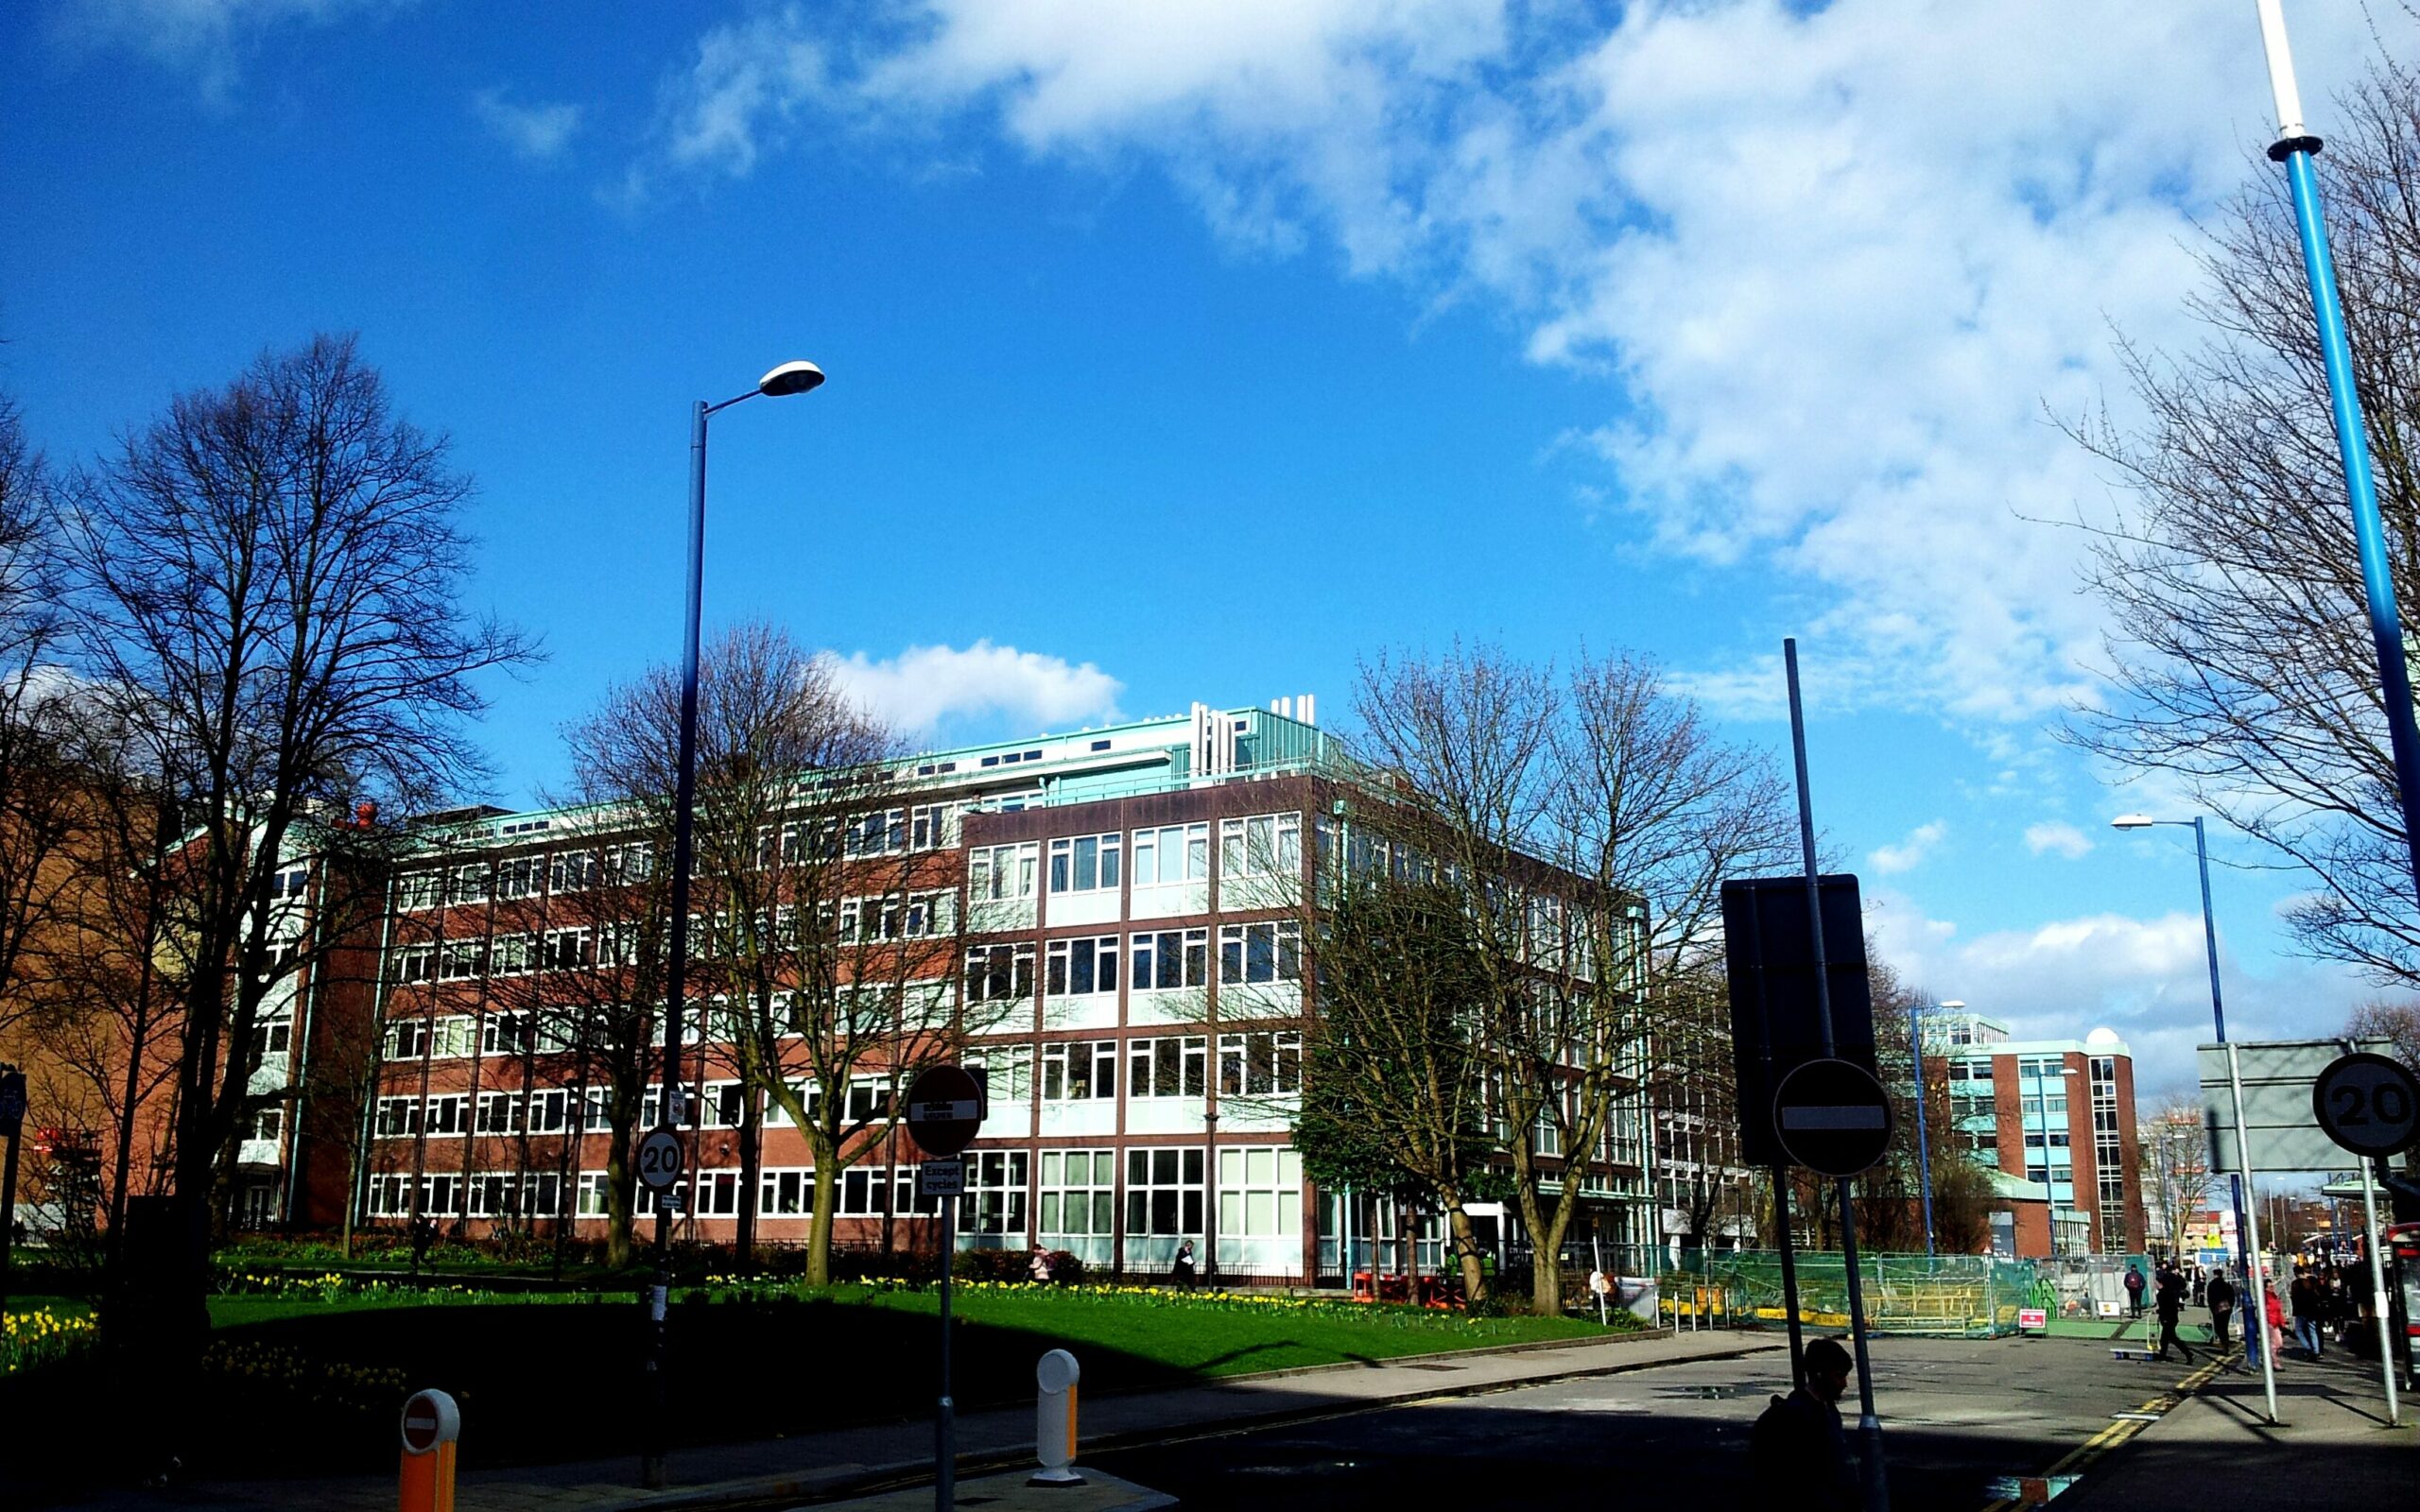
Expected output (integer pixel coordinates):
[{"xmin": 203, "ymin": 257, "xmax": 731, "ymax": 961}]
[{"xmin": 3, "ymin": 1281, "xmax": 1632, "ymax": 1494}]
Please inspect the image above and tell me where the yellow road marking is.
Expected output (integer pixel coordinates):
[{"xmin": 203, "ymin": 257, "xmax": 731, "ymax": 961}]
[{"xmin": 1976, "ymin": 1350, "xmax": 2235, "ymax": 1510}]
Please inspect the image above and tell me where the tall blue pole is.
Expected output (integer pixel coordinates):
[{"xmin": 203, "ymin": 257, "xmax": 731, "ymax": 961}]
[
  {"xmin": 2189, "ymin": 817, "xmax": 2253, "ymax": 1300},
  {"xmin": 2261, "ymin": 10, "xmax": 2420, "ymax": 907},
  {"xmin": 1908, "ymin": 1004, "xmax": 1936, "ymax": 1259}
]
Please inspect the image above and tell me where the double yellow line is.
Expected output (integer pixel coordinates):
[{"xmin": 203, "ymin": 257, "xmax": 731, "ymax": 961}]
[{"xmin": 1977, "ymin": 1350, "xmax": 2235, "ymax": 1511}]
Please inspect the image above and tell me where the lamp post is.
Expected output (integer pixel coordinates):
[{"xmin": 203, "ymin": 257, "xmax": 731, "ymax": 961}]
[
  {"xmin": 2111, "ymin": 815, "xmax": 2256, "ymax": 1273},
  {"xmin": 641, "ymin": 359, "xmax": 824, "ymax": 1491},
  {"xmin": 1907, "ymin": 999, "xmax": 1964, "ymax": 1259}
]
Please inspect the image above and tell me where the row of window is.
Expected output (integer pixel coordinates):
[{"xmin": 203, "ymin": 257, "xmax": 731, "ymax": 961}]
[
  {"xmin": 966, "ymin": 923, "xmax": 1301, "ymax": 1004},
  {"xmin": 372, "ymin": 1032, "xmax": 1305, "ymax": 1144},
  {"xmin": 365, "ymin": 1143, "xmax": 1304, "ymax": 1241}
]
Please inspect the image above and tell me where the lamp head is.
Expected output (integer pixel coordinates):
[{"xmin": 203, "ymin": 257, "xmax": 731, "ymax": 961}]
[
  {"xmin": 758, "ymin": 361, "xmax": 825, "ymax": 398},
  {"xmin": 2110, "ymin": 814, "xmax": 2156, "ymax": 830}
]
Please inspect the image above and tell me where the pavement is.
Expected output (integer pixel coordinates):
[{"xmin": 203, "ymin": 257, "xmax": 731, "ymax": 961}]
[
  {"xmin": 2054, "ymin": 1345, "xmax": 2416, "ymax": 1510},
  {"xmin": 52, "ymin": 1327, "xmax": 1780, "ymax": 1512},
  {"xmin": 1085, "ymin": 1332, "xmax": 2230, "ymax": 1510}
]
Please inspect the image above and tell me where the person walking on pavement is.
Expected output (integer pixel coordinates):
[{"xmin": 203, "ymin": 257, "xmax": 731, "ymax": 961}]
[
  {"xmin": 1171, "ymin": 1238, "xmax": 1196, "ymax": 1292},
  {"xmin": 2124, "ymin": 1263, "xmax": 2147, "ymax": 1319},
  {"xmin": 1749, "ymin": 1336, "xmax": 1859, "ymax": 1511},
  {"xmin": 2261, "ymin": 1273, "xmax": 2287, "ymax": 1363},
  {"xmin": 2290, "ymin": 1268, "xmax": 2325, "ymax": 1360},
  {"xmin": 2153, "ymin": 1265, "xmax": 2197, "ymax": 1364},
  {"xmin": 2206, "ymin": 1267, "xmax": 2237, "ymax": 1355}
]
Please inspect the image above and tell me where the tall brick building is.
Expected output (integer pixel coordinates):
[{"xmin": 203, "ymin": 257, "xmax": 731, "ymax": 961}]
[{"xmin": 1939, "ymin": 1013, "xmax": 2145, "ymax": 1257}]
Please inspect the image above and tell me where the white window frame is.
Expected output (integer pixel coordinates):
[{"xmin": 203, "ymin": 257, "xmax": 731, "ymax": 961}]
[
  {"xmin": 1219, "ymin": 813, "xmax": 1303, "ymax": 880},
  {"xmin": 1128, "ymin": 1037, "xmax": 1208, "ymax": 1099},
  {"xmin": 1217, "ymin": 1145, "xmax": 1303, "ymax": 1238},
  {"xmin": 1130, "ymin": 928, "xmax": 1208, "ymax": 991},
  {"xmin": 1038, "ymin": 1148, "xmax": 1116, "ymax": 1238},
  {"xmin": 1040, "ymin": 1040, "xmax": 1118, "ymax": 1102},
  {"xmin": 1045, "ymin": 935, "xmax": 1120, "ymax": 997},
  {"xmin": 968, "ymin": 841, "xmax": 1040, "ymax": 902},
  {"xmin": 1131, "ymin": 823, "xmax": 1208, "ymax": 886},
  {"xmin": 1219, "ymin": 920, "xmax": 1303, "ymax": 986},
  {"xmin": 1218, "ymin": 1030, "xmax": 1303, "ymax": 1096},
  {"xmin": 1125, "ymin": 1146, "xmax": 1204, "ymax": 1237},
  {"xmin": 1047, "ymin": 833, "xmax": 1122, "ymax": 895},
  {"xmin": 964, "ymin": 943, "xmax": 1035, "ymax": 1005}
]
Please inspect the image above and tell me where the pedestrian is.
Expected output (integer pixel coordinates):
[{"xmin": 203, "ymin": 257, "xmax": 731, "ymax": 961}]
[
  {"xmin": 2206, "ymin": 1267, "xmax": 2236, "ymax": 1354},
  {"xmin": 2261, "ymin": 1275, "xmax": 2287, "ymax": 1363},
  {"xmin": 2124, "ymin": 1263, "xmax": 2147, "ymax": 1319},
  {"xmin": 1171, "ymin": 1238, "xmax": 1197, "ymax": 1292},
  {"xmin": 2290, "ymin": 1268, "xmax": 2325, "ymax": 1359},
  {"xmin": 1748, "ymin": 1337, "xmax": 1859, "ymax": 1511},
  {"xmin": 2153, "ymin": 1265, "xmax": 2196, "ymax": 1364},
  {"xmin": 2191, "ymin": 1266, "xmax": 2208, "ymax": 1308},
  {"xmin": 1028, "ymin": 1245, "xmax": 1054, "ymax": 1285}
]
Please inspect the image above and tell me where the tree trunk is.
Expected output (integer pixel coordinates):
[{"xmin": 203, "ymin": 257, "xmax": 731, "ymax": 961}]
[
  {"xmin": 605, "ymin": 1117, "xmax": 635, "ymax": 1268},
  {"xmin": 807, "ymin": 1157, "xmax": 838, "ymax": 1286},
  {"xmin": 1443, "ymin": 1193, "xmax": 1487, "ymax": 1304},
  {"xmin": 735, "ymin": 1088, "xmax": 762, "ymax": 1276}
]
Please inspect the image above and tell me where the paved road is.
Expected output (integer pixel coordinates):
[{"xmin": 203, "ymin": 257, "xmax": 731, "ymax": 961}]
[{"xmin": 1087, "ymin": 1334, "xmax": 2216, "ymax": 1511}]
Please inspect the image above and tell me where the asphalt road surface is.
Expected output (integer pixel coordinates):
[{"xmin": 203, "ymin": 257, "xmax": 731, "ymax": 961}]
[{"xmin": 1087, "ymin": 1333, "xmax": 2208, "ymax": 1511}]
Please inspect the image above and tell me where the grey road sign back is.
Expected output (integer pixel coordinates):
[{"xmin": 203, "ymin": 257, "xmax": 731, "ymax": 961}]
[
  {"xmin": 1722, "ymin": 874, "xmax": 1879, "ymax": 1166},
  {"xmin": 2198, "ymin": 1038, "xmax": 2399, "ymax": 1173}
]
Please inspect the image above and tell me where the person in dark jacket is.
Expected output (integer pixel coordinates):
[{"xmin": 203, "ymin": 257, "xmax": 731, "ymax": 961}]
[
  {"xmin": 2206, "ymin": 1268, "xmax": 2237, "ymax": 1354},
  {"xmin": 2124, "ymin": 1263, "xmax": 2148, "ymax": 1318},
  {"xmin": 1749, "ymin": 1337, "xmax": 1858, "ymax": 1510},
  {"xmin": 2153, "ymin": 1266, "xmax": 2196, "ymax": 1363}
]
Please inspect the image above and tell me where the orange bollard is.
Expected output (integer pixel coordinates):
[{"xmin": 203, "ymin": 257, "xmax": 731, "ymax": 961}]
[{"xmin": 399, "ymin": 1388, "xmax": 460, "ymax": 1512}]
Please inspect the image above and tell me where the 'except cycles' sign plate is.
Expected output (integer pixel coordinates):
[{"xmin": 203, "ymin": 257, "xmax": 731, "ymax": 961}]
[
  {"xmin": 635, "ymin": 1126, "xmax": 685, "ymax": 1192},
  {"xmin": 919, "ymin": 1157, "xmax": 966, "ymax": 1197},
  {"xmin": 905, "ymin": 1065, "xmax": 983, "ymax": 1158},
  {"xmin": 1772, "ymin": 1057, "xmax": 1895, "ymax": 1177},
  {"xmin": 2311, "ymin": 1051, "xmax": 2420, "ymax": 1159}
]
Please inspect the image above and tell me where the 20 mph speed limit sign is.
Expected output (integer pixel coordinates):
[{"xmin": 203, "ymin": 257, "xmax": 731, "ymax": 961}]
[
  {"xmin": 636, "ymin": 1126, "xmax": 685, "ymax": 1192},
  {"xmin": 2312, "ymin": 1052, "xmax": 2420, "ymax": 1159}
]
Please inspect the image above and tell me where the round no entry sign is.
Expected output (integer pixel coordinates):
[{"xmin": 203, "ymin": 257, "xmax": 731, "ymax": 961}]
[
  {"xmin": 905, "ymin": 1064, "xmax": 983, "ymax": 1157},
  {"xmin": 1772, "ymin": 1057, "xmax": 1895, "ymax": 1177},
  {"xmin": 400, "ymin": 1388, "xmax": 459, "ymax": 1453}
]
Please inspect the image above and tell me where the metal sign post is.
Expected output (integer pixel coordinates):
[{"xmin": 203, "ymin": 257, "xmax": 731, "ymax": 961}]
[
  {"xmin": 0, "ymin": 1069, "xmax": 24, "ymax": 1321},
  {"xmin": 1783, "ymin": 639, "xmax": 1890, "ymax": 1512},
  {"xmin": 2313, "ymin": 1046, "xmax": 2419, "ymax": 1426},
  {"xmin": 905, "ymin": 1065, "xmax": 983, "ymax": 1512},
  {"xmin": 2224, "ymin": 1043, "xmax": 2280, "ymax": 1424}
]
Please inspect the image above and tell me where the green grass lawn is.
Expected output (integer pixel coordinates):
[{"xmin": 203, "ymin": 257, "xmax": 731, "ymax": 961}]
[{"xmin": 3, "ymin": 1280, "xmax": 1632, "ymax": 1492}]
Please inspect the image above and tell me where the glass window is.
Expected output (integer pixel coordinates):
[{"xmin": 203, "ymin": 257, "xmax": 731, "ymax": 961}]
[
  {"xmin": 1218, "ymin": 1031, "xmax": 1303, "ymax": 1096},
  {"xmin": 1046, "ymin": 936, "xmax": 1121, "ymax": 996},
  {"xmin": 1219, "ymin": 813, "xmax": 1303, "ymax": 879},
  {"xmin": 1039, "ymin": 1149, "xmax": 1116, "ymax": 1237},
  {"xmin": 1132, "ymin": 824, "xmax": 1209, "ymax": 885},
  {"xmin": 1217, "ymin": 1146, "xmax": 1303, "ymax": 1237},
  {"xmin": 1047, "ymin": 833, "xmax": 1123, "ymax": 894},
  {"xmin": 969, "ymin": 842, "xmax": 1040, "ymax": 902},
  {"xmin": 1041, "ymin": 1040, "xmax": 1118, "ymax": 1100},
  {"xmin": 1219, "ymin": 920, "xmax": 1303, "ymax": 985},
  {"xmin": 960, "ymin": 1150, "xmax": 1029, "ymax": 1235},
  {"xmin": 1128, "ymin": 1037, "xmax": 1208, "ymax": 1098},
  {"xmin": 1125, "ymin": 1147, "xmax": 1204, "ymax": 1236},
  {"xmin": 964, "ymin": 944, "xmax": 1036, "ymax": 1004},
  {"xmin": 1130, "ymin": 929, "xmax": 1208, "ymax": 990}
]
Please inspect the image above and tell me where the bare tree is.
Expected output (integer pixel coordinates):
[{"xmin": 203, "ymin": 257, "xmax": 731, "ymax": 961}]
[
  {"xmin": 1348, "ymin": 643, "xmax": 1796, "ymax": 1312},
  {"xmin": 67, "ymin": 335, "xmax": 534, "ymax": 1348},
  {"xmin": 565, "ymin": 624, "xmax": 1005, "ymax": 1284},
  {"xmin": 0, "ymin": 390, "xmax": 81, "ymax": 1044},
  {"xmin": 2139, "ymin": 1095, "xmax": 2214, "ymax": 1261},
  {"xmin": 2068, "ymin": 40, "xmax": 2420, "ymax": 986}
]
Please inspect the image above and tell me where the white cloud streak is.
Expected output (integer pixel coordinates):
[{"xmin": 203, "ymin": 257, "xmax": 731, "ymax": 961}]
[
  {"xmin": 818, "ymin": 641, "xmax": 1123, "ymax": 735},
  {"xmin": 1869, "ymin": 819, "xmax": 1945, "ymax": 875},
  {"xmin": 636, "ymin": 1, "xmax": 2384, "ymax": 726},
  {"xmin": 56, "ymin": 0, "xmax": 398, "ymax": 96},
  {"xmin": 473, "ymin": 88, "xmax": 583, "ymax": 163},
  {"xmin": 2025, "ymin": 821, "xmax": 2094, "ymax": 860}
]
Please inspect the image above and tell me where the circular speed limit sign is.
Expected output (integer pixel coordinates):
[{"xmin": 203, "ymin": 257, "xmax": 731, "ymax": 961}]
[
  {"xmin": 636, "ymin": 1126, "xmax": 686, "ymax": 1192},
  {"xmin": 2311, "ymin": 1052, "xmax": 2420, "ymax": 1159}
]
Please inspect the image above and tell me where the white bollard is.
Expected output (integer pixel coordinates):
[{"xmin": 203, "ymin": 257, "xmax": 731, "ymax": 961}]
[{"xmin": 1030, "ymin": 1349, "xmax": 1083, "ymax": 1487}]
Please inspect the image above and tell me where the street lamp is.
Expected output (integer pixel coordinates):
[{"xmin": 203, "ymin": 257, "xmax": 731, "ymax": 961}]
[
  {"xmin": 2026, "ymin": 1062, "xmax": 2082, "ymax": 1256},
  {"xmin": 2109, "ymin": 813, "xmax": 2255, "ymax": 1255},
  {"xmin": 1907, "ymin": 999, "xmax": 1964, "ymax": 1259},
  {"xmin": 642, "ymin": 359, "xmax": 824, "ymax": 1491}
]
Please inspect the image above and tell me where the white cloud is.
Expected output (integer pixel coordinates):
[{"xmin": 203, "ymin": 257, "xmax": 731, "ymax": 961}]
[
  {"xmin": 472, "ymin": 88, "xmax": 582, "ymax": 163},
  {"xmin": 2025, "ymin": 821, "xmax": 2094, "ymax": 860},
  {"xmin": 1868, "ymin": 819, "xmax": 1945, "ymax": 875},
  {"xmin": 56, "ymin": 0, "xmax": 397, "ymax": 96},
  {"xmin": 1861, "ymin": 886, "xmax": 2369, "ymax": 1098},
  {"xmin": 617, "ymin": 3, "xmax": 830, "ymax": 201},
  {"xmin": 638, "ymin": 2, "xmax": 2386, "ymax": 723},
  {"xmin": 818, "ymin": 641, "xmax": 1123, "ymax": 735}
]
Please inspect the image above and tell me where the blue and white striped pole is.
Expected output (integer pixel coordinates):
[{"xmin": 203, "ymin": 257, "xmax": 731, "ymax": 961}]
[{"xmin": 2255, "ymin": 1, "xmax": 2420, "ymax": 902}]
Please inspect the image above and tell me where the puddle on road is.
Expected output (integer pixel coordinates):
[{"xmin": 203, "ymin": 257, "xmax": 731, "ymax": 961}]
[{"xmin": 1981, "ymin": 1473, "xmax": 2081, "ymax": 1504}]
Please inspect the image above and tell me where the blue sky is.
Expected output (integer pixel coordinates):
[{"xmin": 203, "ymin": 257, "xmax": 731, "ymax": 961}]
[{"xmin": 2, "ymin": 1, "xmax": 2405, "ymax": 1096}]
